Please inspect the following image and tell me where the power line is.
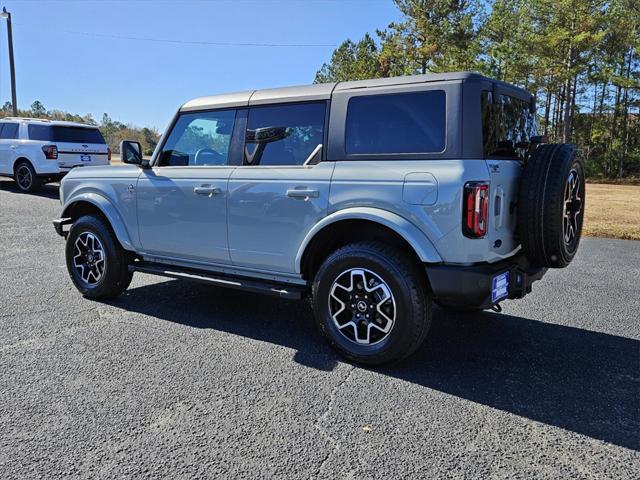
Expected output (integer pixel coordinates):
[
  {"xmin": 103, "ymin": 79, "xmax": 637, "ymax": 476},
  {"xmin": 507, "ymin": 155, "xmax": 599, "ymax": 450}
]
[
  {"xmin": 17, "ymin": 0, "xmax": 386, "ymax": 3},
  {"xmin": 13, "ymin": 23, "xmax": 337, "ymax": 48}
]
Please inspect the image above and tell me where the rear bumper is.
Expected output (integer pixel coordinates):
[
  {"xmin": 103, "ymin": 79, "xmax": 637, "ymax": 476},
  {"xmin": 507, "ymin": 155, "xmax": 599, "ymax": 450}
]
[
  {"xmin": 39, "ymin": 162, "xmax": 108, "ymax": 178},
  {"xmin": 426, "ymin": 254, "xmax": 547, "ymax": 309},
  {"xmin": 38, "ymin": 172, "xmax": 66, "ymax": 181},
  {"xmin": 36, "ymin": 166, "xmax": 74, "ymax": 179}
]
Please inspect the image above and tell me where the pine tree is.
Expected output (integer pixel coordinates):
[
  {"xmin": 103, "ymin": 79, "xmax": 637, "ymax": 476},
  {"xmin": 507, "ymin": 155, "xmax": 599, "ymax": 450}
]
[{"xmin": 313, "ymin": 0, "xmax": 639, "ymax": 178}]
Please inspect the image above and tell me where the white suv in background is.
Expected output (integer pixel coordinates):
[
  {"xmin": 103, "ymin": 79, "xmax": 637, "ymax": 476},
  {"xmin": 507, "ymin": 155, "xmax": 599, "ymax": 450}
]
[{"xmin": 0, "ymin": 118, "xmax": 110, "ymax": 192}]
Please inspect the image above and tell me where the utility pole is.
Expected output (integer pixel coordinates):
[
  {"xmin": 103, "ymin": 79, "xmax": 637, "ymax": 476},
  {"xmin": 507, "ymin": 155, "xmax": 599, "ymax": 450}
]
[{"xmin": 1, "ymin": 7, "xmax": 17, "ymax": 116}]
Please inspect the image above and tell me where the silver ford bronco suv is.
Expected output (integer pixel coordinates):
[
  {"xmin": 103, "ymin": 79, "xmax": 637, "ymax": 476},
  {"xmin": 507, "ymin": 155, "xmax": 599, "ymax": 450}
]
[{"xmin": 53, "ymin": 72, "xmax": 584, "ymax": 365}]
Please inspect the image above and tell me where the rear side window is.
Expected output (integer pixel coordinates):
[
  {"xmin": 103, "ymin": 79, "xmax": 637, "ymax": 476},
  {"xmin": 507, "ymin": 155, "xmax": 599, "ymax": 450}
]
[
  {"xmin": 244, "ymin": 102, "xmax": 326, "ymax": 166},
  {"xmin": 27, "ymin": 125, "xmax": 50, "ymax": 141},
  {"xmin": 0, "ymin": 123, "xmax": 19, "ymax": 139},
  {"xmin": 28, "ymin": 125, "xmax": 106, "ymax": 144},
  {"xmin": 481, "ymin": 91, "xmax": 536, "ymax": 158},
  {"xmin": 345, "ymin": 91, "xmax": 446, "ymax": 155},
  {"xmin": 158, "ymin": 109, "xmax": 237, "ymax": 167}
]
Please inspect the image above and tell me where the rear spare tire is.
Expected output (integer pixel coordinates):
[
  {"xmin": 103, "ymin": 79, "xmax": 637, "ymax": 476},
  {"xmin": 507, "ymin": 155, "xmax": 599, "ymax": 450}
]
[{"xmin": 518, "ymin": 144, "xmax": 584, "ymax": 268}]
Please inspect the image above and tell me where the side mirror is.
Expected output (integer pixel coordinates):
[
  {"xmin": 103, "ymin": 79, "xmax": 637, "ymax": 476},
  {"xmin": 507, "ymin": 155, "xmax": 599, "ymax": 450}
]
[{"xmin": 120, "ymin": 140, "xmax": 144, "ymax": 166}]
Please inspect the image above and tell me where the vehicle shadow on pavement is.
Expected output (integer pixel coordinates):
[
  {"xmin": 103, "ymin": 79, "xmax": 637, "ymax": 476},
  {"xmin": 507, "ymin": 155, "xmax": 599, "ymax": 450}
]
[
  {"xmin": 115, "ymin": 279, "xmax": 639, "ymax": 451},
  {"xmin": 395, "ymin": 310, "xmax": 640, "ymax": 451},
  {"xmin": 0, "ymin": 179, "xmax": 60, "ymax": 200}
]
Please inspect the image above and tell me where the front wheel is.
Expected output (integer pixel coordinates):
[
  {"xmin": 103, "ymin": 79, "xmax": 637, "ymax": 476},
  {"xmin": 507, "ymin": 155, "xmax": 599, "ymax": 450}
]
[
  {"xmin": 312, "ymin": 242, "xmax": 431, "ymax": 365},
  {"xmin": 65, "ymin": 215, "xmax": 133, "ymax": 299}
]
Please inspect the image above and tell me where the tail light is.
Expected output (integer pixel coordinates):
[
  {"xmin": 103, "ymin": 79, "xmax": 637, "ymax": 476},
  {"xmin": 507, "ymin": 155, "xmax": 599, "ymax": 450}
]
[
  {"xmin": 462, "ymin": 182, "xmax": 489, "ymax": 238},
  {"xmin": 42, "ymin": 144, "xmax": 58, "ymax": 160},
  {"xmin": 107, "ymin": 147, "xmax": 112, "ymax": 163}
]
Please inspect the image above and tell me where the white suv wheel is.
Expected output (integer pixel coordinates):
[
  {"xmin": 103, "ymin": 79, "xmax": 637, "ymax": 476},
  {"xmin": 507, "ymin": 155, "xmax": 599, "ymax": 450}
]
[{"xmin": 16, "ymin": 164, "xmax": 33, "ymax": 191}]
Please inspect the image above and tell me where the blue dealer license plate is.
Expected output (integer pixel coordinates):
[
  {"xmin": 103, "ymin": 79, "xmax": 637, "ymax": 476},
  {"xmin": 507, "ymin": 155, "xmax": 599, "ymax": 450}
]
[
  {"xmin": 491, "ymin": 271, "xmax": 510, "ymax": 303},
  {"xmin": 80, "ymin": 155, "xmax": 91, "ymax": 162}
]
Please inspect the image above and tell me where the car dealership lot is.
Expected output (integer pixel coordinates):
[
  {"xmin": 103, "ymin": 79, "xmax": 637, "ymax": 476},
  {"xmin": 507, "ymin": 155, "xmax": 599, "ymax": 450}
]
[{"xmin": 1, "ymin": 179, "xmax": 638, "ymax": 479}]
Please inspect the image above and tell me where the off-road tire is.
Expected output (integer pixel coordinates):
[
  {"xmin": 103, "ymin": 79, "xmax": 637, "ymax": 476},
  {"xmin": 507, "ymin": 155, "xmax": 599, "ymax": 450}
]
[
  {"xmin": 66, "ymin": 215, "xmax": 133, "ymax": 299},
  {"xmin": 14, "ymin": 160, "xmax": 41, "ymax": 193},
  {"xmin": 518, "ymin": 144, "xmax": 585, "ymax": 268},
  {"xmin": 312, "ymin": 242, "xmax": 431, "ymax": 365}
]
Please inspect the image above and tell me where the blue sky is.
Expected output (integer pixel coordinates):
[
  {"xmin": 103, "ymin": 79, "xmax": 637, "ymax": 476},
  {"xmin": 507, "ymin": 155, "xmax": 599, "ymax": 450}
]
[{"xmin": 0, "ymin": 0, "xmax": 400, "ymax": 130}]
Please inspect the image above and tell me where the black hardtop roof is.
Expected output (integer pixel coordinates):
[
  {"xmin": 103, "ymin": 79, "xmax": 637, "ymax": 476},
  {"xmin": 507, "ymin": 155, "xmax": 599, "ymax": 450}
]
[{"xmin": 181, "ymin": 72, "xmax": 533, "ymax": 111}]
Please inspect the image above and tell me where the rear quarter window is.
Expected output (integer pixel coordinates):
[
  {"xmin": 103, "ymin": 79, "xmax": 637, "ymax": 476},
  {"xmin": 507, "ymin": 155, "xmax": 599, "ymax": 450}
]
[
  {"xmin": 345, "ymin": 90, "xmax": 446, "ymax": 155},
  {"xmin": 28, "ymin": 125, "xmax": 106, "ymax": 144}
]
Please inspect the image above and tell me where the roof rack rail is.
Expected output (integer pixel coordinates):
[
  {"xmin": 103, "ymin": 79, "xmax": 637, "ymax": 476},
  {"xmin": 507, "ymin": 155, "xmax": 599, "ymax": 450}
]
[
  {"xmin": 1, "ymin": 116, "xmax": 52, "ymax": 122},
  {"xmin": 1, "ymin": 116, "xmax": 53, "ymax": 122}
]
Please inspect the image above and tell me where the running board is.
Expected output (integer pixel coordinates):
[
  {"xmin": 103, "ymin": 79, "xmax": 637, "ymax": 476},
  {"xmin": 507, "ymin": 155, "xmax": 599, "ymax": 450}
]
[{"xmin": 129, "ymin": 262, "xmax": 306, "ymax": 300}]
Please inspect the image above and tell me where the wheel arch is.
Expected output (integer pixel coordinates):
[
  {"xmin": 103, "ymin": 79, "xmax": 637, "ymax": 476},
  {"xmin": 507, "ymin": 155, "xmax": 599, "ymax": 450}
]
[
  {"xmin": 12, "ymin": 156, "xmax": 34, "ymax": 173},
  {"xmin": 297, "ymin": 207, "xmax": 442, "ymax": 280},
  {"xmin": 62, "ymin": 194, "xmax": 136, "ymax": 251}
]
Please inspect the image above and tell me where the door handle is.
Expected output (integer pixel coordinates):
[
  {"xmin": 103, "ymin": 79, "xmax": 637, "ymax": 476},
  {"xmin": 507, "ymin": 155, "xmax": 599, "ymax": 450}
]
[
  {"xmin": 286, "ymin": 189, "xmax": 320, "ymax": 199},
  {"xmin": 10, "ymin": 145, "xmax": 16, "ymax": 149},
  {"xmin": 193, "ymin": 185, "xmax": 221, "ymax": 196}
]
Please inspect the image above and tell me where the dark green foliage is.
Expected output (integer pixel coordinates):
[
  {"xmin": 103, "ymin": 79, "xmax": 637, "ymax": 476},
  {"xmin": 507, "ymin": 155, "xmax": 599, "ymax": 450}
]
[{"xmin": 315, "ymin": 0, "xmax": 639, "ymax": 179}]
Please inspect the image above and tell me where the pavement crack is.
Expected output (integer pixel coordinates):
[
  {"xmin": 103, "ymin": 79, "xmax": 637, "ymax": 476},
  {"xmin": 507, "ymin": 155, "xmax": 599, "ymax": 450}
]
[
  {"xmin": 0, "ymin": 308, "xmax": 51, "ymax": 318},
  {"xmin": 313, "ymin": 364, "xmax": 356, "ymax": 477}
]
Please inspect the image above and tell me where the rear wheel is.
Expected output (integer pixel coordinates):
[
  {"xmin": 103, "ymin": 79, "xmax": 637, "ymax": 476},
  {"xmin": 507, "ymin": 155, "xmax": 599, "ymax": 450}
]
[
  {"xmin": 312, "ymin": 242, "xmax": 431, "ymax": 365},
  {"xmin": 14, "ymin": 160, "xmax": 41, "ymax": 193},
  {"xmin": 65, "ymin": 215, "xmax": 133, "ymax": 299}
]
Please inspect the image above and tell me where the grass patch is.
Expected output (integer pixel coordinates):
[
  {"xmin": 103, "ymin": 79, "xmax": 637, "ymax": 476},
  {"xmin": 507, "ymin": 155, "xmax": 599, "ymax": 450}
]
[
  {"xmin": 586, "ymin": 177, "xmax": 640, "ymax": 186},
  {"xmin": 584, "ymin": 184, "xmax": 640, "ymax": 240}
]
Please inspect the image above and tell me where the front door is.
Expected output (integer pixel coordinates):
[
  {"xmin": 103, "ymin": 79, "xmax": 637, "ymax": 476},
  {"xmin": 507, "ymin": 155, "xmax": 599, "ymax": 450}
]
[
  {"xmin": 136, "ymin": 109, "xmax": 238, "ymax": 264},
  {"xmin": 227, "ymin": 102, "xmax": 333, "ymax": 273}
]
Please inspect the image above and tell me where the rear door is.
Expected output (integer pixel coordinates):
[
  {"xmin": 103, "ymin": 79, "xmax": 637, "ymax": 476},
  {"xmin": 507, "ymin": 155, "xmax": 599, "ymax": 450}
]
[
  {"xmin": 227, "ymin": 102, "xmax": 333, "ymax": 273},
  {"xmin": 28, "ymin": 124, "xmax": 109, "ymax": 168},
  {"xmin": 0, "ymin": 122, "xmax": 19, "ymax": 175},
  {"xmin": 481, "ymin": 90, "xmax": 536, "ymax": 256},
  {"xmin": 136, "ymin": 109, "xmax": 239, "ymax": 264}
]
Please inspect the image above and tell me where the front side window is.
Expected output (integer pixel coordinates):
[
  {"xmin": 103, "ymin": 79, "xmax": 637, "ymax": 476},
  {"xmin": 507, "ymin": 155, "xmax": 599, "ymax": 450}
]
[
  {"xmin": 345, "ymin": 90, "xmax": 446, "ymax": 155},
  {"xmin": 158, "ymin": 110, "xmax": 236, "ymax": 167},
  {"xmin": 244, "ymin": 102, "xmax": 325, "ymax": 166},
  {"xmin": 28, "ymin": 125, "xmax": 105, "ymax": 144},
  {"xmin": 481, "ymin": 91, "xmax": 536, "ymax": 158},
  {"xmin": 0, "ymin": 123, "xmax": 19, "ymax": 139}
]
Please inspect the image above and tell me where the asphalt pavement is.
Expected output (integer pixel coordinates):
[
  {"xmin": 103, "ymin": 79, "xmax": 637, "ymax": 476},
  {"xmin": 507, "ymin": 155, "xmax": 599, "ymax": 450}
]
[{"xmin": 1, "ymin": 179, "xmax": 639, "ymax": 479}]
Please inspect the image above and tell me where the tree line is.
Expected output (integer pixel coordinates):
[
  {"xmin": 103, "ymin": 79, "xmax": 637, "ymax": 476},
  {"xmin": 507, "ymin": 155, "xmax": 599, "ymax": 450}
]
[
  {"xmin": 315, "ymin": 0, "xmax": 639, "ymax": 179},
  {"xmin": 0, "ymin": 101, "xmax": 160, "ymax": 156}
]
